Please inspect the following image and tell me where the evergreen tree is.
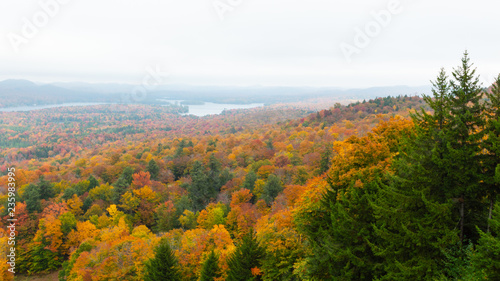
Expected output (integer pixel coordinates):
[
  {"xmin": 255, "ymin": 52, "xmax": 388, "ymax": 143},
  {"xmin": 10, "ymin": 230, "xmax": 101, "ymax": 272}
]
[
  {"xmin": 243, "ymin": 171, "xmax": 258, "ymax": 192},
  {"xmin": 23, "ymin": 183, "xmax": 41, "ymax": 213},
  {"xmin": 369, "ymin": 176, "xmax": 458, "ymax": 280},
  {"xmin": 188, "ymin": 161, "xmax": 213, "ymax": 212},
  {"xmin": 260, "ymin": 175, "xmax": 283, "ymax": 205},
  {"xmin": 37, "ymin": 176, "xmax": 54, "ymax": 200},
  {"xmin": 226, "ymin": 232, "xmax": 265, "ymax": 281},
  {"xmin": 122, "ymin": 167, "xmax": 134, "ymax": 185},
  {"xmin": 143, "ymin": 238, "xmax": 181, "ymax": 281},
  {"xmin": 199, "ymin": 250, "xmax": 221, "ymax": 281},
  {"xmin": 111, "ymin": 167, "xmax": 134, "ymax": 204},
  {"xmin": 319, "ymin": 145, "xmax": 332, "ymax": 174},
  {"xmin": 87, "ymin": 175, "xmax": 99, "ymax": 190},
  {"xmin": 301, "ymin": 120, "xmax": 413, "ymax": 280},
  {"xmin": 445, "ymin": 51, "xmax": 486, "ymax": 243},
  {"xmin": 471, "ymin": 201, "xmax": 500, "ymax": 280},
  {"xmin": 482, "ymin": 74, "xmax": 500, "ymax": 232},
  {"xmin": 207, "ymin": 154, "xmax": 222, "ymax": 192},
  {"xmin": 305, "ymin": 179, "xmax": 383, "ymax": 280},
  {"xmin": 147, "ymin": 159, "xmax": 160, "ymax": 180},
  {"xmin": 174, "ymin": 139, "xmax": 187, "ymax": 158}
]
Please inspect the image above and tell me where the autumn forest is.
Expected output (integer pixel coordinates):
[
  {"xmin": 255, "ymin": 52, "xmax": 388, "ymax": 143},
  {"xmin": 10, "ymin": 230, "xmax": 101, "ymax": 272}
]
[{"xmin": 1, "ymin": 53, "xmax": 500, "ymax": 280}]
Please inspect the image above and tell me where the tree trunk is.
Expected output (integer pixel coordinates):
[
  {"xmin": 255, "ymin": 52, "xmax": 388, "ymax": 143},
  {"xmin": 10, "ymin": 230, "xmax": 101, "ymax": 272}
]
[
  {"xmin": 460, "ymin": 195, "xmax": 464, "ymax": 245},
  {"xmin": 487, "ymin": 198, "xmax": 494, "ymax": 233}
]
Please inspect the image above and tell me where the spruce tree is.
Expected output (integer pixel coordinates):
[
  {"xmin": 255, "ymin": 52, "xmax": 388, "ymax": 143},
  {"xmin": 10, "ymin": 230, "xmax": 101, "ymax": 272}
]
[
  {"xmin": 471, "ymin": 201, "xmax": 500, "ymax": 279},
  {"xmin": 23, "ymin": 183, "xmax": 42, "ymax": 213},
  {"xmin": 307, "ymin": 179, "xmax": 383, "ymax": 280},
  {"xmin": 260, "ymin": 175, "xmax": 283, "ymax": 205},
  {"xmin": 226, "ymin": 232, "xmax": 265, "ymax": 281},
  {"xmin": 369, "ymin": 176, "xmax": 458, "ymax": 280},
  {"xmin": 445, "ymin": 51, "xmax": 486, "ymax": 243},
  {"xmin": 147, "ymin": 159, "xmax": 160, "ymax": 180},
  {"xmin": 207, "ymin": 154, "xmax": 222, "ymax": 192},
  {"xmin": 242, "ymin": 171, "xmax": 258, "ymax": 192},
  {"xmin": 482, "ymin": 74, "xmax": 500, "ymax": 232},
  {"xmin": 37, "ymin": 175, "xmax": 55, "ymax": 200},
  {"xmin": 188, "ymin": 161, "xmax": 212, "ymax": 212},
  {"xmin": 319, "ymin": 145, "xmax": 332, "ymax": 174},
  {"xmin": 143, "ymin": 238, "xmax": 181, "ymax": 281},
  {"xmin": 88, "ymin": 175, "xmax": 100, "ymax": 190},
  {"xmin": 199, "ymin": 250, "xmax": 221, "ymax": 281}
]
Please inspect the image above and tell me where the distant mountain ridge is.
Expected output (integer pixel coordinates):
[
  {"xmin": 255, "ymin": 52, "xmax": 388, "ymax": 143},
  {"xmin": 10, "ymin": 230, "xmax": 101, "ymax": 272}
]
[{"xmin": 0, "ymin": 79, "xmax": 432, "ymax": 108}]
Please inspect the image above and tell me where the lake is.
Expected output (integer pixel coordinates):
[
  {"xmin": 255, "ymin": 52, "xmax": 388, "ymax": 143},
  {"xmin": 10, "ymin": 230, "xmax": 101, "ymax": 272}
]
[
  {"xmin": 159, "ymin": 100, "xmax": 264, "ymax": 117},
  {"xmin": 0, "ymin": 101, "xmax": 264, "ymax": 116},
  {"xmin": 0, "ymin": 102, "xmax": 109, "ymax": 112}
]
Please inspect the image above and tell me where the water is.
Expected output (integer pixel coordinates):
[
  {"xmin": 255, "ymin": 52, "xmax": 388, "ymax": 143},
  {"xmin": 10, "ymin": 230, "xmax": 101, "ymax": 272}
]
[
  {"xmin": 0, "ymin": 101, "xmax": 264, "ymax": 116},
  {"xmin": 0, "ymin": 102, "xmax": 108, "ymax": 112},
  {"xmin": 159, "ymin": 100, "xmax": 264, "ymax": 117}
]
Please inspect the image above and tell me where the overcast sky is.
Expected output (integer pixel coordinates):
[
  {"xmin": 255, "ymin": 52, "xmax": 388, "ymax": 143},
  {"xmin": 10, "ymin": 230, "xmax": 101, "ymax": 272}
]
[{"xmin": 0, "ymin": 0, "xmax": 499, "ymax": 88}]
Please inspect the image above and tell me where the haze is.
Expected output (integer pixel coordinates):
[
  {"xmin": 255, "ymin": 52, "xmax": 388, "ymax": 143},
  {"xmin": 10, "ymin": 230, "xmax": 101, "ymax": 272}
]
[{"xmin": 1, "ymin": 0, "xmax": 499, "ymax": 88}]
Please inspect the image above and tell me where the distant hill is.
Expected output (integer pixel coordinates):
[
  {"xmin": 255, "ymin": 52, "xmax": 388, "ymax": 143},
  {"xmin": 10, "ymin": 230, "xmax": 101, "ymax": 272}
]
[
  {"xmin": 0, "ymin": 79, "xmax": 116, "ymax": 107},
  {"xmin": 0, "ymin": 79, "xmax": 432, "ymax": 108}
]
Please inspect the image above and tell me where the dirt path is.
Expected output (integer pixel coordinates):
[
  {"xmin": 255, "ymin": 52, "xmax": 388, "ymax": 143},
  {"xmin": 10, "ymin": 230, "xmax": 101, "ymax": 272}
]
[{"xmin": 15, "ymin": 272, "xmax": 59, "ymax": 281}]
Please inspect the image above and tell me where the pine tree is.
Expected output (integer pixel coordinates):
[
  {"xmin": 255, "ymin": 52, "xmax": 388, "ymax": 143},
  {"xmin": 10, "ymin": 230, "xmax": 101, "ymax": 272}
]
[
  {"xmin": 147, "ymin": 159, "xmax": 160, "ymax": 180},
  {"xmin": 243, "ymin": 171, "xmax": 258, "ymax": 192},
  {"xmin": 415, "ymin": 67, "xmax": 450, "ymax": 131},
  {"xmin": 319, "ymin": 145, "xmax": 332, "ymax": 174},
  {"xmin": 37, "ymin": 176, "xmax": 55, "ymax": 200},
  {"xmin": 226, "ymin": 232, "xmax": 265, "ymax": 281},
  {"xmin": 207, "ymin": 154, "xmax": 222, "ymax": 192},
  {"xmin": 401, "ymin": 69, "xmax": 452, "ymax": 203},
  {"xmin": 23, "ymin": 183, "xmax": 41, "ymax": 213},
  {"xmin": 88, "ymin": 175, "xmax": 99, "ymax": 190},
  {"xmin": 143, "ymin": 238, "xmax": 181, "ymax": 281},
  {"xmin": 199, "ymin": 250, "xmax": 221, "ymax": 281},
  {"xmin": 445, "ymin": 51, "xmax": 486, "ymax": 243},
  {"xmin": 482, "ymin": 74, "xmax": 500, "ymax": 233},
  {"xmin": 260, "ymin": 175, "xmax": 282, "ymax": 205},
  {"xmin": 188, "ymin": 161, "xmax": 212, "ymax": 212},
  {"xmin": 307, "ymin": 179, "xmax": 383, "ymax": 280},
  {"xmin": 471, "ymin": 201, "xmax": 500, "ymax": 279},
  {"xmin": 369, "ymin": 176, "xmax": 458, "ymax": 280}
]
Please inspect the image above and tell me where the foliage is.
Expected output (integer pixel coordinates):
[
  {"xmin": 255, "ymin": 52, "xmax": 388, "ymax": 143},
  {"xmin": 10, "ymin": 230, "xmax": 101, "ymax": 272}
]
[
  {"xmin": 226, "ymin": 232, "xmax": 265, "ymax": 281},
  {"xmin": 143, "ymin": 238, "xmax": 181, "ymax": 281}
]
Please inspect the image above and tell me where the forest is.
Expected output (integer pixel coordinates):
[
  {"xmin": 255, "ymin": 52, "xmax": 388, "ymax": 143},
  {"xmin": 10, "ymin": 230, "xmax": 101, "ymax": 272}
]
[{"xmin": 0, "ymin": 52, "xmax": 499, "ymax": 280}]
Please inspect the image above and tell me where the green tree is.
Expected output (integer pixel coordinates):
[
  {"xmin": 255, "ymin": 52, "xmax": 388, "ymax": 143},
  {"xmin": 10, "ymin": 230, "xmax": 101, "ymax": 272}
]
[
  {"xmin": 227, "ymin": 232, "xmax": 265, "ymax": 281},
  {"xmin": 471, "ymin": 201, "xmax": 500, "ymax": 280},
  {"xmin": 445, "ymin": 51, "xmax": 486, "ymax": 243},
  {"xmin": 87, "ymin": 175, "xmax": 99, "ymax": 190},
  {"xmin": 319, "ymin": 145, "xmax": 332, "ymax": 174},
  {"xmin": 143, "ymin": 238, "xmax": 181, "ymax": 281},
  {"xmin": 370, "ymin": 176, "xmax": 458, "ymax": 280},
  {"xmin": 112, "ymin": 166, "xmax": 134, "ymax": 203},
  {"xmin": 188, "ymin": 161, "xmax": 213, "ymax": 212},
  {"xmin": 260, "ymin": 175, "xmax": 282, "ymax": 205},
  {"xmin": 147, "ymin": 159, "xmax": 160, "ymax": 180},
  {"xmin": 306, "ymin": 179, "xmax": 383, "ymax": 280},
  {"xmin": 199, "ymin": 250, "xmax": 221, "ymax": 281},
  {"xmin": 23, "ymin": 184, "xmax": 41, "ymax": 213},
  {"xmin": 37, "ymin": 176, "xmax": 55, "ymax": 200},
  {"xmin": 482, "ymin": 74, "xmax": 500, "ymax": 233},
  {"xmin": 243, "ymin": 171, "xmax": 258, "ymax": 192}
]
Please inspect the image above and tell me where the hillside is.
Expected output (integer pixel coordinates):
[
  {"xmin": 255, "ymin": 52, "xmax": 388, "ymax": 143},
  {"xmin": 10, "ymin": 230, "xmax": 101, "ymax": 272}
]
[{"xmin": 1, "ymin": 61, "xmax": 500, "ymax": 281}]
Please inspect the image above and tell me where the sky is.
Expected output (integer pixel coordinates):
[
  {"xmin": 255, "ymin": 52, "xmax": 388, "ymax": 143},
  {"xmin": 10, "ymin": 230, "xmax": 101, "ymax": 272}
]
[{"xmin": 0, "ymin": 0, "xmax": 499, "ymax": 88}]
